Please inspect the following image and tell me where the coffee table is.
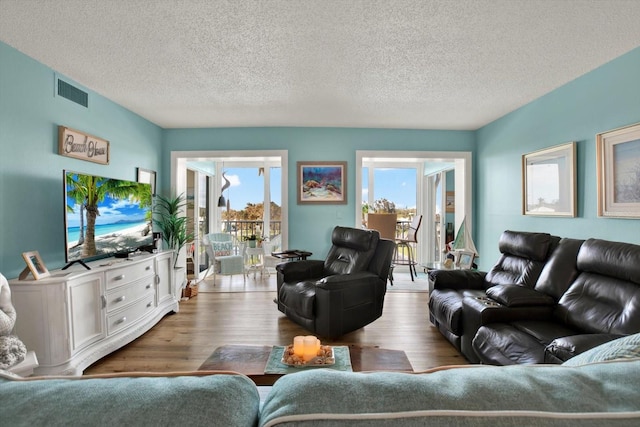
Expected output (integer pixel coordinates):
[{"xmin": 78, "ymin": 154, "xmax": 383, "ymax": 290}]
[{"xmin": 198, "ymin": 344, "xmax": 413, "ymax": 385}]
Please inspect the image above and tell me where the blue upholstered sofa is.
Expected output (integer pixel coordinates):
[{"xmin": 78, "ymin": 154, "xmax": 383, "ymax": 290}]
[{"xmin": 2, "ymin": 343, "xmax": 640, "ymax": 426}]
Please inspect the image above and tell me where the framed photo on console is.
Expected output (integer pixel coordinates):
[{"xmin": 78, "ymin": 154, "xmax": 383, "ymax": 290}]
[
  {"xmin": 455, "ymin": 250, "xmax": 475, "ymax": 269},
  {"xmin": 20, "ymin": 251, "xmax": 50, "ymax": 280},
  {"xmin": 597, "ymin": 122, "xmax": 640, "ymax": 218},
  {"xmin": 522, "ymin": 142, "xmax": 576, "ymax": 217}
]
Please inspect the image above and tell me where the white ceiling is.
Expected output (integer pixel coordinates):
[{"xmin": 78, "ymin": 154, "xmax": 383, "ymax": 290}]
[{"xmin": 2, "ymin": 0, "xmax": 640, "ymax": 130}]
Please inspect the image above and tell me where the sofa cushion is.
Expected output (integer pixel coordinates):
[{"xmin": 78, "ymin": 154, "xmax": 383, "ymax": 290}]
[
  {"xmin": 0, "ymin": 371, "xmax": 260, "ymax": 426},
  {"xmin": 577, "ymin": 239, "xmax": 640, "ymax": 285},
  {"xmin": 534, "ymin": 237, "xmax": 584, "ymax": 300},
  {"xmin": 483, "ymin": 232, "xmax": 559, "ymax": 290},
  {"xmin": 260, "ymin": 361, "xmax": 640, "ymax": 426},
  {"xmin": 556, "ymin": 273, "xmax": 640, "ymax": 335},
  {"xmin": 473, "ymin": 321, "xmax": 577, "ymax": 365},
  {"xmin": 212, "ymin": 241, "xmax": 233, "ymax": 256},
  {"xmin": 563, "ymin": 332, "xmax": 640, "ymax": 366},
  {"xmin": 473, "ymin": 323, "xmax": 547, "ymax": 365},
  {"xmin": 496, "ymin": 230, "xmax": 554, "ymax": 262}
]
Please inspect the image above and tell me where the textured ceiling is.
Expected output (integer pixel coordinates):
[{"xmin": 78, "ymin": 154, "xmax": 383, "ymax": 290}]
[{"xmin": 2, "ymin": 0, "xmax": 640, "ymax": 130}]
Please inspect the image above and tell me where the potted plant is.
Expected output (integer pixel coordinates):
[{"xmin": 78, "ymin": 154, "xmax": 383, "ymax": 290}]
[
  {"xmin": 243, "ymin": 234, "xmax": 265, "ymax": 248},
  {"xmin": 154, "ymin": 193, "xmax": 195, "ymax": 267}
]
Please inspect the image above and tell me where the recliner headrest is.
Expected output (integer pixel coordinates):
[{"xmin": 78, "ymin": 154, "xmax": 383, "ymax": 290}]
[
  {"xmin": 577, "ymin": 239, "xmax": 640, "ymax": 285},
  {"xmin": 498, "ymin": 230, "xmax": 553, "ymax": 262},
  {"xmin": 331, "ymin": 226, "xmax": 379, "ymax": 251}
]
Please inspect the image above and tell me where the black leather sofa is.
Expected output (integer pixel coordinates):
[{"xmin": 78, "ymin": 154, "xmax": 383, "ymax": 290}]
[
  {"xmin": 429, "ymin": 231, "xmax": 640, "ymax": 365},
  {"xmin": 276, "ymin": 226, "xmax": 395, "ymax": 338}
]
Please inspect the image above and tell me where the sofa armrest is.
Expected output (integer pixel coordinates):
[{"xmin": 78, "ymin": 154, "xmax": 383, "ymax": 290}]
[
  {"xmin": 544, "ymin": 333, "xmax": 626, "ymax": 363},
  {"xmin": 316, "ymin": 272, "xmax": 380, "ymax": 290},
  {"xmin": 276, "ymin": 260, "xmax": 324, "ymax": 282},
  {"xmin": 486, "ymin": 284, "xmax": 556, "ymax": 307},
  {"xmin": 429, "ymin": 269, "xmax": 487, "ymax": 291}
]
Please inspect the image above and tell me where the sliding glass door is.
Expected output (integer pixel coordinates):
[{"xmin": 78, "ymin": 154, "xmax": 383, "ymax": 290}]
[{"xmin": 356, "ymin": 151, "xmax": 472, "ymax": 266}]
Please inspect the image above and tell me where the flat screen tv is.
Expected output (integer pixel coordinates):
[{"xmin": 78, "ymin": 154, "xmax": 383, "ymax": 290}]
[{"xmin": 63, "ymin": 170, "xmax": 153, "ymax": 269}]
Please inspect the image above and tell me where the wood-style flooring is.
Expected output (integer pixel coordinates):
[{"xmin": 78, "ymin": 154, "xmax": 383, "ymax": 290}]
[{"xmin": 84, "ymin": 272, "xmax": 467, "ymax": 375}]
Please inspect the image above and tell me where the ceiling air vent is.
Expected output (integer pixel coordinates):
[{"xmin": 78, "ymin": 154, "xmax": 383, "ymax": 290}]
[{"xmin": 57, "ymin": 79, "xmax": 88, "ymax": 108}]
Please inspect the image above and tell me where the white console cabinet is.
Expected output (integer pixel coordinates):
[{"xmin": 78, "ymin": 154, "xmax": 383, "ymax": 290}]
[{"xmin": 9, "ymin": 252, "xmax": 179, "ymax": 375}]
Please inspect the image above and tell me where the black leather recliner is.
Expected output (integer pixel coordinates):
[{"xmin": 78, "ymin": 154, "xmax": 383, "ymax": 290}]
[
  {"xmin": 276, "ymin": 226, "xmax": 395, "ymax": 338},
  {"xmin": 428, "ymin": 230, "xmax": 560, "ymax": 360}
]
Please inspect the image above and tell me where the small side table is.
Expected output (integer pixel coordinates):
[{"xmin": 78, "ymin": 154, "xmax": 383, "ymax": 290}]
[
  {"xmin": 245, "ymin": 247, "xmax": 264, "ymax": 278},
  {"xmin": 271, "ymin": 250, "xmax": 312, "ymax": 261}
]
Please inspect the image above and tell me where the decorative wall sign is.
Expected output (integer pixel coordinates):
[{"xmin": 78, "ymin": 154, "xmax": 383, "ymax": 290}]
[
  {"xmin": 522, "ymin": 142, "xmax": 576, "ymax": 217},
  {"xmin": 58, "ymin": 126, "xmax": 110, "ymax": 165},
  {"xmin": 297, "ymin": 161, "xmax": 347, "ymax": 204},
  {"xmin": 597, "ymin": 122, "xmax": 640, "ymax": 218}
]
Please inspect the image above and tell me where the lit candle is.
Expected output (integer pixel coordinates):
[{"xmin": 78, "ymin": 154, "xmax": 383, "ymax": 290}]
[
  {"xmin": 293, "ymin": 336, "xmax": 305, "ymax": 357},
  {"xmin": 303, "ymin": 335, "xmax": 318, "ymax": 361}
]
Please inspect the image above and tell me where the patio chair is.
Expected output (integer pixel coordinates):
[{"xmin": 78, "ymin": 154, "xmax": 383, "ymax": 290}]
[{"xmin": 203, "ymin": 233, "xmax": 246, "ymax": 284}]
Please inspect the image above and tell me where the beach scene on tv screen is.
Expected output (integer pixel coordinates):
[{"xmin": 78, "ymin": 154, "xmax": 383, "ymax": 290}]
[{"xmin": 65, "ymin": 173, "xmax": 153, "ymax": 261}]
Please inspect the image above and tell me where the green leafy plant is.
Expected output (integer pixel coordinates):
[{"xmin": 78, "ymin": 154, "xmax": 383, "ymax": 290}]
[{"xmin": 154, "ymin": 193, "xmax": 195, "ymax": 267}]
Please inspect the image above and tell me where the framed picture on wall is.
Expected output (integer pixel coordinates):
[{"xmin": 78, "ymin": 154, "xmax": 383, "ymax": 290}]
[
  {"xmin": 445, "ymin": 191, "xmax": 455, "ymax": 213},
  {"xmin": 597, "ymin": 122, "xmax": 640, "ymax": 218},
  {"xmin": 522, "ymin": 142, "xmax": 576, "ymax": 217},
  {"xmin": 297, "ymin": 161, "xmax": 347, "ymax": 204}
]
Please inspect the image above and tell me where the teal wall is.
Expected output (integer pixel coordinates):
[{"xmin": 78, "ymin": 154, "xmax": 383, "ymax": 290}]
[
  {"xmin": 0, "ymin": 42, "xmax": 162, "ymax": 278},
  {"xmin": 163, "ymin": 128, "xmax": 475, "ymax": 260},
  {"xmin": 3, "ymin": 38, "xmax": 639, "ymax": 278},
  {"xmin": 475, "ymin": 46, "xmax": 640, "ymax": 269}
]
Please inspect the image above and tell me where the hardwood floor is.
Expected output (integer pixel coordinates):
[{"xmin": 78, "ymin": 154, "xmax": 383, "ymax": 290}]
[{"xmin": 84, "ymin": 273, "xmax": 467, "ymax": 375}]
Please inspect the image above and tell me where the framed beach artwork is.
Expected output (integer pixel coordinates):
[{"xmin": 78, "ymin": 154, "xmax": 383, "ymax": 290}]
[
  {"xmin": 597, "ymin": 122, "xmax": 640, "ymax": 218},
  {"xmin": 522, "ymin": 142, "xmax": 576, "ymax": 217},
  {"xmin": 297, "ymin": 161, "xmax": 347, "ymax": 204},
  {"xmin": 20, "ymin": 251, "xmax": 50, "ymax": 280}
]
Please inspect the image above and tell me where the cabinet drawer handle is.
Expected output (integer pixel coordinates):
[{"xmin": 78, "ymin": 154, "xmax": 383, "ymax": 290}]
[
  {"xmin": 147, "ymin": 302, "xmax": 153, "ymax": 308},
  {"xmin": 115, "ymin": 296, "xmax": 126, "ymax": 303},
  {"xmin": 114, "ymin": 274, "xmax": 125, "ymax": 281},
  {"xmin": 146, "ymin": 284, "xmax": 152, "ymax": 289},
  {"xmin": 145, "ymin": 266, "xmax": 151, "ymax": 271},
  {"xmin": 115, "ymin": 317, "xmax": 127, "ymax": 325}
]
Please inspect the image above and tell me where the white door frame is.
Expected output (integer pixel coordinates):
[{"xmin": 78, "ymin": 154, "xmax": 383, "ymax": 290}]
[
  {"xmin": 356, "ymin": 150, "xmax": 472, "ymax": 265},
  {"xmin": 171, "ymin": 150, "xmax": 288, "ymax": 270}
]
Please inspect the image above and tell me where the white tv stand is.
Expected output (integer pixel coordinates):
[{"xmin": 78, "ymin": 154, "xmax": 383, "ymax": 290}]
[{"xmin": 9, "ymin": 251, "xmax": 184, "ymax": 376}]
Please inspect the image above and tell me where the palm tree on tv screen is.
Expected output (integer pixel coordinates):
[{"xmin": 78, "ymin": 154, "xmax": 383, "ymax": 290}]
[{"xmin": 67, "ymin": 174, "xmax": 150, "ymax": 258}]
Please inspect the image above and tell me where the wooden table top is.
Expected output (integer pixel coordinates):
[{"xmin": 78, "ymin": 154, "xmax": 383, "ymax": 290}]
[{"xmin": 198, "ymin": 344, "xmax": 413, "ymax": 386}]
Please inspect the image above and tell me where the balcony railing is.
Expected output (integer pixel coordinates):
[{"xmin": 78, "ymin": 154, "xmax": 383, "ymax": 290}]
[{"xmin": 220, "ymin": 220, "xmax": 282, "ymax": 242}]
